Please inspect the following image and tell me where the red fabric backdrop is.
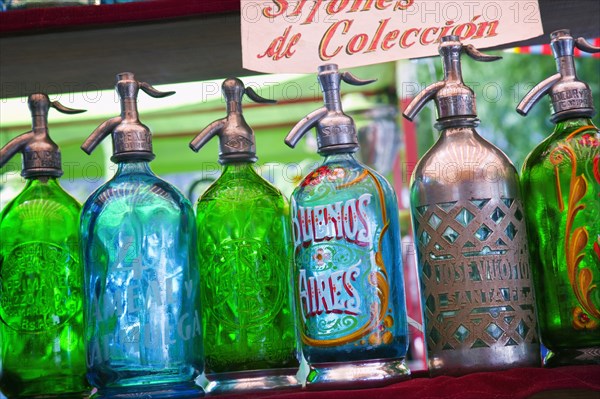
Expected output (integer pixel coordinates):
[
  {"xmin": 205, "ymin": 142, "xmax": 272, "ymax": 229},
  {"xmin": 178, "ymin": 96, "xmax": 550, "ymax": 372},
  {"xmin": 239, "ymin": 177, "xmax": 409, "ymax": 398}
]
[
  {"xmin": 0, "ymin": 0, "xmax": 240, "ymax": 34},
  {"xmin": 216, "ymin": 366, "xmax": 600, "ymax": 399}
]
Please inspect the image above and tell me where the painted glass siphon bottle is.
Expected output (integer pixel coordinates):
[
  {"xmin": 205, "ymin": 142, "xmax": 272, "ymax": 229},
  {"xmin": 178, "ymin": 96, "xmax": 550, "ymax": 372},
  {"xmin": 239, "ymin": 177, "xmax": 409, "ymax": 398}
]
[
  {"xmin": 285, "ymin": 64, "xmax": 410, "ymax": 388},
  {"xmin": 518, "ymin": 30, "xmax": 600, "ymax": 366}
]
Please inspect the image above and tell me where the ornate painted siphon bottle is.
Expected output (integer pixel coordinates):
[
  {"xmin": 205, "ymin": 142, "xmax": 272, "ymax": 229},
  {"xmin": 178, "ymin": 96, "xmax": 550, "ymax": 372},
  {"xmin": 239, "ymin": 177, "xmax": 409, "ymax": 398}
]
[
  {"xmin": 79, "ymin": 73, "xmax": 203, "ymax": 398},
  {"xmin": 518, "ymin": 29, "xmax": 600, "ymax": 366},
  {"xmin": 0, "ymin": 94, "xmax": 87, "ymax": 398},
  {"xmin": 285, "ymin": 64, "xmax": 409, "ymax": 388},
  {"xmin": 402, "ymin": 36, "xmax": 540, "ymax": 376},
  {"xmin": 189, "ymin": 78, "xmax": 299, "ymax": 393}
]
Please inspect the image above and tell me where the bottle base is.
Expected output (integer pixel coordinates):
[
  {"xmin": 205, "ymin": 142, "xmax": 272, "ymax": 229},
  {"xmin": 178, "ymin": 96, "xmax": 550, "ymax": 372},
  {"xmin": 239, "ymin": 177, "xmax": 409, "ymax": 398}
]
[
  {"xmin": 304, "ymin": 358, "xmax": 410, "ymax": 390},
  {"xmin": 0, "ymin": 373, "xmax": 88, "ymax": 399},
  {"xmin": 196, "ymin": 368, "xmax": 301, "ymax": 394},
  {"xmin": 91, "ymin": 381, "xmax": 203, "ymax": 399},
  {"xmin": 427, "ymin": 344, "xmax": 542, "ymax": 377},
  {"xmin": 544, "ymin": 347, "xmax": 600, "ymax": 367},
  {"xmin": 10, "ymin": 392, "xmax": 90, "ymax": 399}
]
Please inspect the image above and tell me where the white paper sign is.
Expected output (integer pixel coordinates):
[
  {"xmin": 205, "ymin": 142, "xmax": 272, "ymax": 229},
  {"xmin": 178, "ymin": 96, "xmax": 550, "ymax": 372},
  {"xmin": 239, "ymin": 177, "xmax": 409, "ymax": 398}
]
[{"xmin": 241, "ymin": 0, "xmax": 543, "ymax": 73}]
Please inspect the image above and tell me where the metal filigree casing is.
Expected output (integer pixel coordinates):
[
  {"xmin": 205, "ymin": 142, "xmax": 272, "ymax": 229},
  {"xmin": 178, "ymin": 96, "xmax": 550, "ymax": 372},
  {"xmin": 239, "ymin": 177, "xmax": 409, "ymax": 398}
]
[
  {"xmin": 0, "ymin": 93, "xmax": 84, "ymax": 178},
  {"xmin": 189, "ymin": 78, "xmax": 275, "ymax": 164},
  {"xmin": 403, "ymin": 36, "xmax": 540, "ymax": 375},
  {"xmin": 517, "ymin": 30, "xmax": 600, "ymax": 123},
  {"xmin": 81, "ymin": 72, "xmax": 174, "ymax": 163}
]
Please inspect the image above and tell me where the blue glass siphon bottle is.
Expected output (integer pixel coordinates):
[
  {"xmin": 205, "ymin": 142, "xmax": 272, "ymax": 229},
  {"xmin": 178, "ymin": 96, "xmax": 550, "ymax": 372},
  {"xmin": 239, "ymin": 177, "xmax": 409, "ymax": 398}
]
[
  {"xmin": 285, "ymin": 64, "xmax": 410, "ymax": 388},
  {"xmin": 79, "ymin": 73, "xmax": 203, "ymax": 398}
]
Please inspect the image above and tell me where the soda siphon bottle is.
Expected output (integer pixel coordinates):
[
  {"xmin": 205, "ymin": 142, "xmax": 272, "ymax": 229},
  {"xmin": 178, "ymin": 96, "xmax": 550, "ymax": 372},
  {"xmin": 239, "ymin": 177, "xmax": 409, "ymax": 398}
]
[
  {"xmin": 517, "ymin": 30, "xmax": 600, "ymax": 366},
  {"xmin": 0, "ymin": 94, "xmax": 87, "ymax": 398},
  {"xmin": 285, "ymin": 64, "xmax": 409, "ymax": 388},
  {"xmin": 189, "ymin": 78, "xmax": 299, "ymax": 393},
  {"xmin": 79, "ymin": 73, "xmax": 203, "ymax": 398},
  {"xmin": 402, "ymin": 36, "xmax": 540, "ymax": 376}
]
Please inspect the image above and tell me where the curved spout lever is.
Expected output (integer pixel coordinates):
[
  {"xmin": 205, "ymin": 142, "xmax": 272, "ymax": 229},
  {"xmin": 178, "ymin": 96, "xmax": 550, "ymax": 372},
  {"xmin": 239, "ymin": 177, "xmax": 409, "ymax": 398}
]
[
  {"xmin": 81, "ymin": 116, "xmax": 123, "ymax": 155},
  {"xmin": 516, "ymin": 73, "xmax": 562, "ymax": 116},
  {"xmin": 464, "ymin": 45, "xmax": 502, "ymax": 62},
  {"xmin": 245, "ymin": 87, "xmax": 277, "ymax": 104},
  {"xmin": 140, "ymin": 81, "xmax": 176, "ymax": 98},
  {"xmin": 285, "ymin": 107, "xmax": 328, "ymax": 148},
  {"xmin": 341, "ymin": 72, "xmax": 376, "ymax": 86},
  {"xmin": 51, "ymin": 101, "xmax": 86, "ymax": 114},
  {"xmin": 0, "ymin": 132, "xmax": 34, "ymax": 168},
  {"xmin": 575, "ymin": 37, "xmax": 600, "ymax": 54},
  {"xmin": 402, "ymin": 81, "xmax": 446, "ymax": 122}
]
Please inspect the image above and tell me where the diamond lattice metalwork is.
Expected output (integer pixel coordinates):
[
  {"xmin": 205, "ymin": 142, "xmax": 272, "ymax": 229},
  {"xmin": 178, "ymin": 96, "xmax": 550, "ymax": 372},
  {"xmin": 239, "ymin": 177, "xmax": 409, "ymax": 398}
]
[
  {"xmin": 491, "ymin": 207, "xmax": 506, "ymax": 224},
  {"xmin": 516, "ymin": 319, "xmax": 530, "ymax": 339},
  {"xmin": 486, "ymin": 323, "xmax": 505, "ymax": 340},
  {"xmin": 442, "ymin": 226, "xmax": 459, "ymax": 243},
  {"xmin": 454, "ymin": 324, "xmax": 470, "ymax": 343},
  {"xmin": 455, "ymin": 208, "xmax": 475, "ymax": 227},
  {"xmin": 428, "ymin": 213, "xmax": 442, "ymax": 229},
  {"xmin": 475, "ymin": 224, "xmax": 492, "ymax": 241},
  {"xmin": 505, "ymin": 222, "xmax": 517, "ymax": 240}
]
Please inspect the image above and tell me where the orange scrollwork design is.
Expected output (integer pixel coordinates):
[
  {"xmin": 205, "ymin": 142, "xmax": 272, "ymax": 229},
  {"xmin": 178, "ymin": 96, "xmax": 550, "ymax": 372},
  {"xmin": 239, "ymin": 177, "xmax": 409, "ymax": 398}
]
[{"xmin": 550, "ymin": 125, "xmax": 600, "ymax": 329}]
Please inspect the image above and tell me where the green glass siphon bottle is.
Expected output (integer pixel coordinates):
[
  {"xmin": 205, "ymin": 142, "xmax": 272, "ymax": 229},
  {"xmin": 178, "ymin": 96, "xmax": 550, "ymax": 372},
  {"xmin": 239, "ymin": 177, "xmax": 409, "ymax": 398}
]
[
  {"xmin": 189, "ymin": 78, "xmax": 298, "ymax": 393},
  {"xmin": 0, "ymin": 94, "xmax": 87, "ymax": 398},
  {"xmin": 518, "ymin": 30, "xmax": 600, "ymax": 366}
]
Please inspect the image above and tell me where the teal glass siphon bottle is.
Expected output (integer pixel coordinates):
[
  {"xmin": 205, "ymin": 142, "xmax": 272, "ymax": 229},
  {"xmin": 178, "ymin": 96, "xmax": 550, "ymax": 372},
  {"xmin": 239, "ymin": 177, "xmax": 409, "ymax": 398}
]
[
  {"xmin": 79, "ymin": 73, "xmax": 203, "ymax": 398},
  {"xmin": 518, "ymin": 30, "xmax": 600, "ymax": 366},
  {"xmin": 285, "ymin": 65, "xmax": 409, "ymax": 388},
  {"xmin": 189, "ymin": 78, "xmax": 298, "ymax": 393},
  {"xmin": 0, "ymin": 94, "xmax": 88, "ymax": 398}
]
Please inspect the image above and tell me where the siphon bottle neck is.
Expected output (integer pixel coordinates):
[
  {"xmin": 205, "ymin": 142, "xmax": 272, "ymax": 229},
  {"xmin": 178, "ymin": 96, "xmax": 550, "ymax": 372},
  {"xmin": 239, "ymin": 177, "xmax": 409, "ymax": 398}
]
[
  {"xmin": 435, "ymin": 117, "xmax": 480, "ymax": 132},
  {"xmin": 24, "ymin": 176, "xmax": 59, "ymax": 186},
  {"xmin": 441, "ymin": 48, "xmax": 464, "ymax": 85},
  {"xmin": 115, "ymin": 160, "xmax": 154, "ymax": 177},
  {"xmin": 221, "ymin": 162, "xmax": 257, "ymax": 177},
  {"xmin": 440, "ymin": 124, "xmax": 479, "ymax": 136},
  {"xmin": 553, "ymin": 116, "xmax": 596, "ymax": 132},
  {"xmin": 322, "ymin": 152, "xmax": 358, "ymax": 164}
]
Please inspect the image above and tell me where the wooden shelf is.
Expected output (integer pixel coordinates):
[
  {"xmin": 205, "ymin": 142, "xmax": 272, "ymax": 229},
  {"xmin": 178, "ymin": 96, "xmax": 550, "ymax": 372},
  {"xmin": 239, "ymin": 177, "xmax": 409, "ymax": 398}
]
[{"xmin": 0, "ymin": 0, "xmax": 598, "ymax": 99}]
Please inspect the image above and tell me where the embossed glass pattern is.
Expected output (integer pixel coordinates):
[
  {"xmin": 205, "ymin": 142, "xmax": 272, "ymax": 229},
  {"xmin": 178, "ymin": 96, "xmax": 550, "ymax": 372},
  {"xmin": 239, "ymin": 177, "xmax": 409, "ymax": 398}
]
[
  {"xmin": 0, "ymin": 177, "xmax": 86, "ymax": 397},
  {"xmin": 521, "ymin": 117, "xmax": 600, "ymax": 365},
  {"xmin": 196, "ymin": 162, "xmax": 297, "ymax": 375},
  {"xmin": 291, "ymin": 153, "xmax": 409, "ymax": 369},
  {"xmin": 81, "ymin": 161, "xmax": 202, "ymax": 396}
]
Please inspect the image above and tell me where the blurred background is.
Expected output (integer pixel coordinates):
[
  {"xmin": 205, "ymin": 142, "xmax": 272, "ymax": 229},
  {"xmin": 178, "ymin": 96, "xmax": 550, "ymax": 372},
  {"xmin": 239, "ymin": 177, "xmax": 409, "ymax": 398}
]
[
  {"xmin": 2, "ymin": 50, "xmax": 598, "ymax": 212},
  {"xmin": 1, "ymin": 0, "xmax": 599, "ymax": 374}
]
